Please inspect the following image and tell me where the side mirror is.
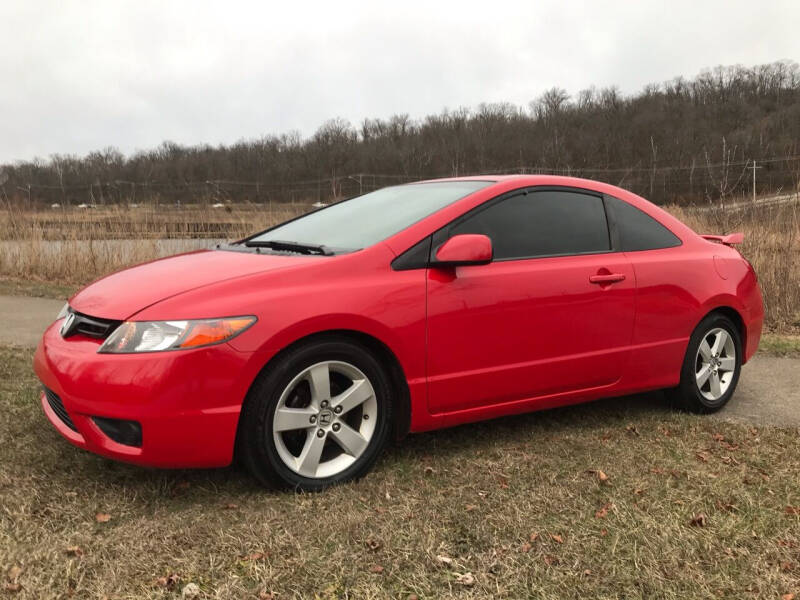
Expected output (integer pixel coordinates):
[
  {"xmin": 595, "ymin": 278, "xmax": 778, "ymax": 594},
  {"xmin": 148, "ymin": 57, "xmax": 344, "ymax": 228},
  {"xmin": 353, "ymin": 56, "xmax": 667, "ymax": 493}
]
[{"xmin": 433, "ymin": 234, "xmax": 493, "ymax": 267}]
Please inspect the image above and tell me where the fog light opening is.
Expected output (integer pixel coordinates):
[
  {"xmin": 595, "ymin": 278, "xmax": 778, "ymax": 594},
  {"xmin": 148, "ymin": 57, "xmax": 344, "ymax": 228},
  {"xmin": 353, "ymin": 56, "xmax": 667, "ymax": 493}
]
[{"xmin": 92, "ymin": 417, "xmax": 142, "ymax": 447}]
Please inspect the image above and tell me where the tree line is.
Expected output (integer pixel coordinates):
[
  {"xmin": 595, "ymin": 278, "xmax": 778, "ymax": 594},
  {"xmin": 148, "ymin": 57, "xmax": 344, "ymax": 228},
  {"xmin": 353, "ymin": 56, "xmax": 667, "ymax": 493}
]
[{"xmin": 2, "ymin": 60, "xmax": 800, "ymax": 207}]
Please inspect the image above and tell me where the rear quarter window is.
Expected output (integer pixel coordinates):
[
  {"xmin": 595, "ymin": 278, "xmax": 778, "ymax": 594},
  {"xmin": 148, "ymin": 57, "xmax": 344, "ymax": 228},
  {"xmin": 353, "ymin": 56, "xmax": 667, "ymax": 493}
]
[{"xmin": 606, "ymin": 195, "xmax": 681, "ymax": 251}]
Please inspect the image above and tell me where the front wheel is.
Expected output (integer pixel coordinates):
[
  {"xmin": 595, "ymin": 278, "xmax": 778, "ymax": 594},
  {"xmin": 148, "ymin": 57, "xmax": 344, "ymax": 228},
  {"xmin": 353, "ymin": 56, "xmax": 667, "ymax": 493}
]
[
  {"xmin": 669, "ymin": 313, "xmax": 742, "ymax": 413},
  {"xmin": 239, "ymin": 337, "xmax": 393, "ymax": 491}
]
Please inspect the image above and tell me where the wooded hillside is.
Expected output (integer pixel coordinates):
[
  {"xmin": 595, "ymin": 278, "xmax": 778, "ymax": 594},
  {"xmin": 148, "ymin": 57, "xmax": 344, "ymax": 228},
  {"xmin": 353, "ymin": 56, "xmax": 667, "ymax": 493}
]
[{"xmin": 2, "ymin": 61, "xmax": 799, "ymax": 206}]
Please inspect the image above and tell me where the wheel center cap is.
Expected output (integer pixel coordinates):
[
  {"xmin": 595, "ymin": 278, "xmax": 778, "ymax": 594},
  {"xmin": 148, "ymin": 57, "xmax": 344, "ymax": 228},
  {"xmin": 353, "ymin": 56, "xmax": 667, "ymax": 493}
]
[{"xmin": 318, "ymin": 408, "xmax": 334, "ymax": 426}]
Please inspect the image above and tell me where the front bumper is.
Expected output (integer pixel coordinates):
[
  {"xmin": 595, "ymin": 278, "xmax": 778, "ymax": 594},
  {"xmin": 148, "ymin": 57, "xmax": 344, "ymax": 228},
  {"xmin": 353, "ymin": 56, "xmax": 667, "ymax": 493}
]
[{"xmin": 33, "ymin": 321, "xmax": 257, "ymax": 468}]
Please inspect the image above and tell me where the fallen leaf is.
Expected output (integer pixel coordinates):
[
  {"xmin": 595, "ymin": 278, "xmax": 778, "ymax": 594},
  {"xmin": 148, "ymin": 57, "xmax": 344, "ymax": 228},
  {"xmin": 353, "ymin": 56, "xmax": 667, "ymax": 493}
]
[
  {"xmin": 781, "ymin": 594, "xmax": 795, "ymax": 600},
  {"xmin": 543, "ymin": 555, "xmax": 557, "ymax": 565},
  {"xmin": 65, "ymin": 546, "xmax": 83, "ymax": 557},
  {"xmin": 435, "ymin": 555, "xmax": 453, "ymax": 566},
  {"xmin": 550, "ymin": 533, "xmax": 564, "ymax": 544},
  {"xmin": 258, "ymin": 592, "xmax": 278, "ymax": 600},
  {"xmin": 520, "ymin": 542, "xmax": 532, "ymax": 553},
  {"xmin": 650, "ymin": 467, "xmax": 665, "ymax": 475},
  {"xmin": 175, "ymin": 481, "xmax": 191, "ymax": 490},
  {"xmin": 455, "ymin": 572, "xmax": 475, "ymax": 586},
  {"xmin": 7, "ymin": 566, "xmax": 22, "ymax": 580},
  {"xmin": 156, "ymin": 574, "xmax": 181, "ymax": 590},
  {"xmin": 496, "ymin": 475, "xmax": 509, "ymax": 489},
  {"xmin": 625, "ymin": 424, "xmax": 639, "ymax": 436},
  {"xmin": 781, "ymin": 561, "xmax": 793, "ymax": 572},
  {"xmin": 712, "ymin": 433, "xmax": 725, "ymax": 441},
  {"xmin": 369, "ymin": 564, "xmax": 384, "ymax": 574},
  {"xmin": 595, "ymin": 503, "xmax": 613, "ymax": 519},
  {"xmin": 785, "ymin": 506, "xmax": 800, "ymax": 516},
  {"xmin": 182, "ymin": 582, "xmax": 201, "ymax": 599},
  {"xmin": 223, "ymin": 503, "xmax": 238, "ymax": 510},
  {"xmin": 715, "ymin": 500, "xmax": 737, "ymax": 512},
  {"xmin": 365, "ymin": 538, "xmax": 382, "ymax": 551},
  {"xmin": 95, "ymin": 513, "xmax": 111, "ymax": 523},
  {"xmin": 695, "ymin": 452, "xmax": 710, "ymax": 463},
  {"xmin": 583, "ymin": 569, "xmax": 592, "ymax": 575},
  {"xmin": 600, "ymin": 529, "xmax": 608, "ymax": 536},
  {"xmin": 243, "ymin": 552, "xmax": 267, "ymax": 561},
  {"xmin": 586, "ymin": 469, "xmax": 609, "ymax": 483},
  {"xmin": 4, "ymin": 583, "xmax": 21, "ymax": 593},
  {"xmin": 689, "ymin": 514, "xmax": 707, "ymax": 527},
  {"xmin": 465, "ymin": 504, "xmax": 478, "ymax": 512}
]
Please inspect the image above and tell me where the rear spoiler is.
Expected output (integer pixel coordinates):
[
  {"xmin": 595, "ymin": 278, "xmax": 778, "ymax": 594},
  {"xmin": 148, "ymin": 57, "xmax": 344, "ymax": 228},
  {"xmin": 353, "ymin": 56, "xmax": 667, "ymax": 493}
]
[{"xmin": 700, "ymin": 232, "xmax": 744, "ymax": 246}]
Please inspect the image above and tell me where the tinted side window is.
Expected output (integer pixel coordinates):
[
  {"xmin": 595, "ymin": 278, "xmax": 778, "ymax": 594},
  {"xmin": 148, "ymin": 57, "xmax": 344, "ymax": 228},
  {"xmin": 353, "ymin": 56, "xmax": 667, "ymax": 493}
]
[
  {"xmin": 607, "ymin": 196, "xmax": 681, "ymax": 251},
  {"xmin": 450, "ymin": 190, "xmax": 610, "ymax": 260}
]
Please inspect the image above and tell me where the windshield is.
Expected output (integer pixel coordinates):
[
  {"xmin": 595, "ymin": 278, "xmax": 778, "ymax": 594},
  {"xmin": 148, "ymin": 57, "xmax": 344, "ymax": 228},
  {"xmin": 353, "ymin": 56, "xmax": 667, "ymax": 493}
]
[{"xmin": 248, "ymin": 181, "xmax": 492, "ymax": 251}]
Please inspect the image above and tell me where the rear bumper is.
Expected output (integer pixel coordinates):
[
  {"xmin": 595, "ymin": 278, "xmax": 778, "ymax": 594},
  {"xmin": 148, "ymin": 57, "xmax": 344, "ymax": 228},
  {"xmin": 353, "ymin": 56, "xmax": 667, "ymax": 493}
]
[
  {"xmin": 742, "ymin": 272, "xmax": 765, "ymax": 364},
  {"xmin": 33, "ymin": 321, "xmax": 257, "ymax": 468},
  {"xmin": 743, "ymin": 310, "xmax": 763, "ymax": 364}
]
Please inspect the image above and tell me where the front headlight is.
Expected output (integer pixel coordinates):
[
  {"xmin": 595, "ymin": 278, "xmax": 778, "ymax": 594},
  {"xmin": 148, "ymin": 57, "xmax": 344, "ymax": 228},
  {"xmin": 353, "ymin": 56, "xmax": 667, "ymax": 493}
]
[{"xmin": 98, "ymin": 316, "xmax": 256, "ymax": 354}]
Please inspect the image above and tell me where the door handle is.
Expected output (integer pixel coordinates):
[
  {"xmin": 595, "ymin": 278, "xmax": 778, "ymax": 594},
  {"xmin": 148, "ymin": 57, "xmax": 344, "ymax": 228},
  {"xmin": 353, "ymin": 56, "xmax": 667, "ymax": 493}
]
[{"xmin": 589, "ymin": 273, "xmax": 626, "ymax": 284}]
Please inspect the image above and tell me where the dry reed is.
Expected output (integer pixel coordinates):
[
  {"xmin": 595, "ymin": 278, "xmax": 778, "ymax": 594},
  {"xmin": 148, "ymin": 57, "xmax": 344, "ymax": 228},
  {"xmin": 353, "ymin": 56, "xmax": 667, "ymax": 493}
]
[{"xmin": 1, "ymin": 199, "xmax": 797, "ymax": 331}]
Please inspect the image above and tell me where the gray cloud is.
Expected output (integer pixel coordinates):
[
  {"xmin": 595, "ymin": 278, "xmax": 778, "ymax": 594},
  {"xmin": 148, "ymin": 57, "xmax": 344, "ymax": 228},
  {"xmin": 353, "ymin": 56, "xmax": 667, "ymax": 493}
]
[{"xmin": 1, "ymin": 0, "xmax": 798, "ymax": 162}]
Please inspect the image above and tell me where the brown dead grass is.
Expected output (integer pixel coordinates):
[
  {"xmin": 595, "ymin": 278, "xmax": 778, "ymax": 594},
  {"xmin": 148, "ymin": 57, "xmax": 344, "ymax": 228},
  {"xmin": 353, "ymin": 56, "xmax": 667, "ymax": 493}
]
[
  {"xmin": 0, "ymin": 203, "xmax": 307, "ymax": 241},
  {"xmin": 2, "ymin": 346, "xmax": 799, "ymax": 599},
  {"xmin": 668, "ymin": 200, "xmax": 800, "ymax": 332},
  {"xmin": 1, "ymin": 197, "xmax": 798, "ymax": 331}
]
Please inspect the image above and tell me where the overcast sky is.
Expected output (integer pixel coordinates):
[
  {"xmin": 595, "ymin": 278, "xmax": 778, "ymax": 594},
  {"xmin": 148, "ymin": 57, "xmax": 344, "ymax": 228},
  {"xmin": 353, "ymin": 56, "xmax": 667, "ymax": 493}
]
[{"xmin": 1, "ymin": 0, "xmax": 798, "ymax": 163}]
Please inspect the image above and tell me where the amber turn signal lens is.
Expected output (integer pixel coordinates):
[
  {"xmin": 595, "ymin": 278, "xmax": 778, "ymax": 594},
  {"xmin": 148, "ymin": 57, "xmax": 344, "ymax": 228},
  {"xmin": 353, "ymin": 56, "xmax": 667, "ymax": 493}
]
[{"xmin": 178, "ymin": 318, "xmax": 256, "ymax": 348}]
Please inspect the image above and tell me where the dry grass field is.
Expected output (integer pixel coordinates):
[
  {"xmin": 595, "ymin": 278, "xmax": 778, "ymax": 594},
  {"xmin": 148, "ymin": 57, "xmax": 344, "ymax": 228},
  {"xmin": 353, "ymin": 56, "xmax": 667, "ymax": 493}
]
[
  {"xmin": 1, "ymin": 347, "xmax": 799, "ymax": 599},
  {"xmin": 1, "ymin": 196, "xmax": 798, "ymax": 331}
]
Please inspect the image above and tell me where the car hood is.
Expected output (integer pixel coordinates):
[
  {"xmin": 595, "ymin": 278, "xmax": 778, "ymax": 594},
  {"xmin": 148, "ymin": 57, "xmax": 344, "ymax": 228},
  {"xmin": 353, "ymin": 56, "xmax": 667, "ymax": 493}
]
[{"xmin": 69, "ymin": 249, "xmax": 320, "ymax": 320}]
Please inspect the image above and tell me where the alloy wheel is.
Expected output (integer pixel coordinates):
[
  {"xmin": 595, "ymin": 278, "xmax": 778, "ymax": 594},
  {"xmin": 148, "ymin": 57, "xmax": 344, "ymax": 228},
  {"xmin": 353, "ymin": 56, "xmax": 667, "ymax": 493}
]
[
  {"xmin": 272, "ymin": 360, "xmax": 377, "ymax": 479},
  {"xmin": 694, "ymin": 327, "xmax": 736, "ymax": 402}
]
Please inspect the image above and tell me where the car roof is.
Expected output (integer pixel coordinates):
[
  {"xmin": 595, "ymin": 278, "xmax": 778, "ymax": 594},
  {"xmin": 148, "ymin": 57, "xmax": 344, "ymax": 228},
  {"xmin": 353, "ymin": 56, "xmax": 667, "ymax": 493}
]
[{"xmin": 414, "ymin": 174, "xmax": 604, "ymax": 186}]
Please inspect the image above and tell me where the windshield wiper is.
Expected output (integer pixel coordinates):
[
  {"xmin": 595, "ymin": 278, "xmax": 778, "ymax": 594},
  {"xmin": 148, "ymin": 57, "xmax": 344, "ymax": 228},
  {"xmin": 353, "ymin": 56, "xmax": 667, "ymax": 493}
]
[{"xmin": 243, "ymin": 239, "xmax": 334, "ymax": 256}]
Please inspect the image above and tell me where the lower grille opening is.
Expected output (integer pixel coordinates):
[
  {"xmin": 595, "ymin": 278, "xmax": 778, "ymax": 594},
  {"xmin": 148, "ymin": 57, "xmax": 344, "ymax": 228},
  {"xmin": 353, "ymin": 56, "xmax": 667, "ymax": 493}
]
[
  {"xmin": 92, "ymin": 417, "xmax": 142, "ymax": 447},
  {"xmin": 44, "ymin": 387, "xmax": 78, "ymax": 432}
]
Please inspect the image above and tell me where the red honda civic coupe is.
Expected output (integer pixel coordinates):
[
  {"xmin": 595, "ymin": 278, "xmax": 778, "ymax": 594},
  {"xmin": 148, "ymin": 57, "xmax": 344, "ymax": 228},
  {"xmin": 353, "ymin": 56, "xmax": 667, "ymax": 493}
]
[{"xmin": 34, "ymin": 175, "xmax": 763, "ymax": 490}]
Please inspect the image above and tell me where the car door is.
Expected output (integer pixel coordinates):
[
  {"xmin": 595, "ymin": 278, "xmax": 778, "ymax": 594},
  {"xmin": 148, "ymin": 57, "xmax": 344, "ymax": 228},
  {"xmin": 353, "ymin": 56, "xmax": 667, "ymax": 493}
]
[{"xmin": 426, "ymin": 187, "xmax": 636, "ymax": 414}]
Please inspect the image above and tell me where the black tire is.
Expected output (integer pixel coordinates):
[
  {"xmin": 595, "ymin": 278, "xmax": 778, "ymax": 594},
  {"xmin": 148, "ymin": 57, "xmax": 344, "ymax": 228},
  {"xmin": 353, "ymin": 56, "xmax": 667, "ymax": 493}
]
[
  {"xmin": 668, "ymin": 313, "xmax": 742, "ymax": 414},
  {"xmin": 238, "ymin": 336, "xmax": 393, "ymax": 491}
]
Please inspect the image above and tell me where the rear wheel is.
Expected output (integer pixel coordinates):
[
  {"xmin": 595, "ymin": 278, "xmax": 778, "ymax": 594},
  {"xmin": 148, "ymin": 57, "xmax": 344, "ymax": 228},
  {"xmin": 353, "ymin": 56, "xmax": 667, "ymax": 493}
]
[
  {"xmin": 239, "ymin": 337, "xmax": 392, "ymax": 490},
  {"xmin": 669, "ymin": 313, "xmax": 742, "ymax": 413}
]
